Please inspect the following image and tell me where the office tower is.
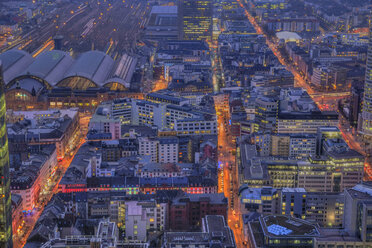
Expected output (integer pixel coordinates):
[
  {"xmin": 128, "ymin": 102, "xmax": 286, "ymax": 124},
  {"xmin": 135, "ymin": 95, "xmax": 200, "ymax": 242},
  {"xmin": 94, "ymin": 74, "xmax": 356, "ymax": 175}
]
[
  {"xmin": 344, "ymin": 183, "xmax": 372, "ymax": 242},
  {"xmin": 0, "ymin": 62, "xmax": 13, "ymax": 247},
  {"xmin": 361, "ymin": 24, "xmax": 372, "ymax": 142},
  {"xmin": 178, "ymin": 0, "xmax": 212, "ymax": 42},
  {"xmin": 254, "ymin": 97, "xmax": 278, "ymax": 133}
]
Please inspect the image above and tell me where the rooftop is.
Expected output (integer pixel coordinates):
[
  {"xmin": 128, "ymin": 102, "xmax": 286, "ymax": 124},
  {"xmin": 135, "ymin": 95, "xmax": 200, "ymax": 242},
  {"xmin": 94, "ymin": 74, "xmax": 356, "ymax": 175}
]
[
  {"xmin": 260, "ymin": 215, "xmax": 320, "ymax": 237},
  {"xmin": 150, "ymin": 6, "xmax": 178, "ymax": 14}
]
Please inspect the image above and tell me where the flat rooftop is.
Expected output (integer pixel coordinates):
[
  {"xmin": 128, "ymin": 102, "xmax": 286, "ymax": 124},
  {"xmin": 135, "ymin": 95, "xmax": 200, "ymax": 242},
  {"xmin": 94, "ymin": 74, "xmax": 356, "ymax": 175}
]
[{"xmin": 260, "ymin": 215, "xmax": 320, "ymax": 237}]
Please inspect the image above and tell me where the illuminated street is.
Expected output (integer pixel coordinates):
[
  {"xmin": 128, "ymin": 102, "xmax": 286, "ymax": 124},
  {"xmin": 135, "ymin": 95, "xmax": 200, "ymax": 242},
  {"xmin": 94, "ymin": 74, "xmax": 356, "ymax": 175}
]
[
  {"xmin": 216, "ymin": 104, "xmax": 246, "ymax": 248},
  {"xmin": 213, "ymin": 48, "xmax": 245, "ymax": 246},
  {"xmin": 236, "ymin": 0, "xmax": 349, "ymax": 112},
  {"xmin": 12, "ymin": 122, "xmax": 87, "ymax": 248},
  {"xmin": 1, "ymin": 0, "xmax": 371, "ymax": 246}
]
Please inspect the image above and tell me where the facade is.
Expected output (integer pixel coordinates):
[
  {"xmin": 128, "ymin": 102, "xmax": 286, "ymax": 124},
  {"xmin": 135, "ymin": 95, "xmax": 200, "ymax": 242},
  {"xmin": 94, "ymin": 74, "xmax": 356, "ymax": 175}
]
[
  {"xmin": 298, "ymin": 139, "xmax": 364, "ymax": 193},
  {"xmin": 7, "ymin": 109, "xmax": 80, "ymax": 160},
  {"xmin": 247, "ymin": 215, "xmax": 320, "ymax": 248},
  {"xmin": 0, "ymin": 63, "xmax": 12, "ymax": 247},
  {"xmin": 124, "ymin": 201, "xmax": 167, "ymax": 242},
  {"xmin": 281, "ymin": 188, "xmax": 344, "ymax": 228},
  {"xmin": 344, "ymin": 183, "xmax": 372, "ymax": 243},
  {"xmin": 145, "ymin": 6, "xmax": 179, "ymax": 41},
  {"xmin": 139, "ymin": 137, "xmax": 159, "ymax": 163},
  {"xmin": 89, "ymin": 107, "xmax": 121, "ymax": 140},
  {"xmin": 174, "ymin": 117, "xmax": 217, "ymax": 136},
  {"xmin": 132, "ymin": 100, "xmax": 167, "ymax": 129},
  {"xmin": 288, "ymin": 135, "xmax": 317, "ymax": 159},
  {"xmin": 265, "ymin": 17, "xmax": 320, "ymax": 32},
  {"xmin": 239, "ymin": 186, "xmax": 280, "ymax": 215},
  {"xmin": 164, "ymin": 215, "xmax": 235, "ymax": 248},
  {"xmin": 111, "ymin": 98, "xmax": 132, "ymax": 125},
  {"xmin": 11, "ymin": 194, "xmax": 23, "ymax": 236},
  {"xmin": 178, "ymin": 0, "xmax": 213, "ymax": 42},
  {"xmin": 254, "ymin": 97, "xmax": 278, "ymax": 133},
  {"xmin": 168, "ymin": 193, "xmax": 227, "ymax": 231},
  {"xmin": 276, "ymin": 111, "xmax": 339, "ymax": 134},
  {"xmin": 239, "ymin": 138, "xmax": 363, "ymax": 192},
  {"xmin": 10, "ymin": 145, "xmax": 58, "ymax": 212},
  {"xmin": 139, "ymin": 136, "xmax": 180, "ymax": 164},
  {"xmin": 158, "ymin": 137, "xmax": 179, "ymax": 163},
  {"xmin": 360, "ymin": 24, "xmax": 372, "ymax": 144}
]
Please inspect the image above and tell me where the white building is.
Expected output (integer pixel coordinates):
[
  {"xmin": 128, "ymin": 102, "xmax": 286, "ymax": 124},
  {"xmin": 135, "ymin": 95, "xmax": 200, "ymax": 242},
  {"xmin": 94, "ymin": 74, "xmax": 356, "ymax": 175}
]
[
  {"xmin": 174, "ymin": 117, "xmax": 217, "ymax": 136},
  {"xmin": 138, "ymin": 136, "xmax": 179, "ymax": 163},
  {"xmin": 125, "ymin": 201, "xmax": 167, "ymax": 241},
  {"xmin": 158, "ymin": 137, "xmax": 179, "ymax": 163},
  {"xmin": 132, "ymin": 100, "xmax": 167, "ymax": 129},
  {"xmin": 139, "ymin": 137, "xmax": 159, "ymax": 163},
  {"xmin": 89, "ymin": 107, "xmax": 121, "ymax": 140}
]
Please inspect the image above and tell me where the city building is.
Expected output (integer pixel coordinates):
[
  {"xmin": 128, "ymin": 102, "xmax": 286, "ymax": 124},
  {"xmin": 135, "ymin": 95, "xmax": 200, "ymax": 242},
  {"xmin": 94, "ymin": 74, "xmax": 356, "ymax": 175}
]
[
  {"xmin": 178, "ymin": 0, "xmax": 213, "ymax": 42},
  {"xmin": 360, "ymin": 24, "xmax": 372, "ymax": 148},
  {"xmin": 169, "ymin": 193, "xmax": 227, "ymax": 231},
  {"xmin": 11, "ymin": 194, "xmax": 23, "ymax": 236},
  {"xmin": 145, "ymin": 6, "xmax": 179, "ymax": 41},
  {"xmin": 239, "ymin": 186, "xmax": 280, "ymax": 215},
  {"xmin": 313, "ymin": 183, "xmax": 372, "ymax": 247},
  {"xmin": 298, "ymin": 138, "xmax": 364, "ymax": 192},
  {"xmin": 247, "ymin": 215, "xmax": 320, "ymax": 248},
  {"xmin": 0, "ymin": 63, "xmax": 13, "ymax": 247},
  {"xmin": 7, "ymin": 108, "xmax": 80, "ymax": 160},
  {"xmin": 139, "ymin": 137, "xmax": 159, "ymax": 163},
  {"xmin": 124, "ymin": 200, "xmax": 167, "ymax": 242},
  {"xmin": 158, "ymin": 137, "xmax": 179, "ymax": 163},
  {"xmin": 38, "ymin": 220, "xmax": 120, "ymax": 248},
  {"xmin": 254, "ymin": 97, "xmax": 278, "ymax": 133},
  {"xmin": 343, "ymin": 183, "xmax": 372, "ymax": 243},
  {"xmin": 163, "ymin": 215, "xmax": 236, "ymax": 247},
  {"xmin": 0, "ymin": 49, "xmax": 140, "ymax": 111},
  {"xmin": 276, "ymin": 89, "xmax": 339, "ymax": 134},
  {"xmin": 89, "ymin": 106, "xmax": 122, "ymax": 140},
  {"xmin": 281, "ymin": 188, "xmax": 344, "ymax": 228},
  {"xmin": 239, "ymin": 135, "xmax": 363, "ymax": 192},
  {"xmin": 10, "ymin": 145, "xmax": 57, "ymax": 212}
]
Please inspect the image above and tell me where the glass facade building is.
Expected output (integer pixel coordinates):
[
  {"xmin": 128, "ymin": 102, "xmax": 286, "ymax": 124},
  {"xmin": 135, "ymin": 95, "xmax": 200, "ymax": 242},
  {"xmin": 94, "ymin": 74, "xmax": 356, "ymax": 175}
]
[
  {"xmin": 178, "ymin": 0, "xmax": 212, "ymax": 42},
  {"xmin": 0, "ymin": 62, "xmax": 12, "ymax": 247},
  {"xmin": 361, "ymin": 25, "xmax": 372, "ymax": 137}
]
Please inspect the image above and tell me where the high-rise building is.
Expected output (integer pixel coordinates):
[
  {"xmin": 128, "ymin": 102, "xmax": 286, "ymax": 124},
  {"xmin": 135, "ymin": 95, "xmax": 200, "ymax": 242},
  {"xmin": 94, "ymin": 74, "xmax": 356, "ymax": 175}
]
[
  {"xmin": 0, "ymin": 62, "xmax": 13, "ymax": 247},
  {"xmin": 178, "ymin": 0, "xmax": 213, "ymax": 42},
  {"xmin": 360, "ymin": 24, "xmax": 372, "ymax": 146},
  {"xmin": 254, "ymin": 97, "xmax": 278, "ymax": 133}
]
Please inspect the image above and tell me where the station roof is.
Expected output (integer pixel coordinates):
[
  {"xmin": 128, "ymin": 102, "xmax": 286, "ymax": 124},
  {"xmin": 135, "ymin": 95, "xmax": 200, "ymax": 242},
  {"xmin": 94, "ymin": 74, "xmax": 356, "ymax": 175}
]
[
  {"xmin": 20, "ymin": 50, "xmax": 73, "ymax": 86},
  {"xmin": 62, "ymin": 51, "xmax": 114, "ymax": 87},
  {"xmin": 0, "ymin": 49, "xmax": 135, "ymax": 90},
  {"xmin": 0, "ymin": 49, "xmax": 33, "ymax": 84}
]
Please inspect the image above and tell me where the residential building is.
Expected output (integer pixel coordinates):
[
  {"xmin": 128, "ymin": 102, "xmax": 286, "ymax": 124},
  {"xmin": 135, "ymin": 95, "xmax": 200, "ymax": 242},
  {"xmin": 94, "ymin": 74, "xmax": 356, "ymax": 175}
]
[
  {"xmin": 10, "ymin": 145, "xmax": 57, "ymax": 212},
  {"xmin": 7, "ymin": 108, "xmax": 80, "ymax": 160},
  {"xmin": 158, "ymin": 137, "xmax": 179, "ymax": 163}
]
